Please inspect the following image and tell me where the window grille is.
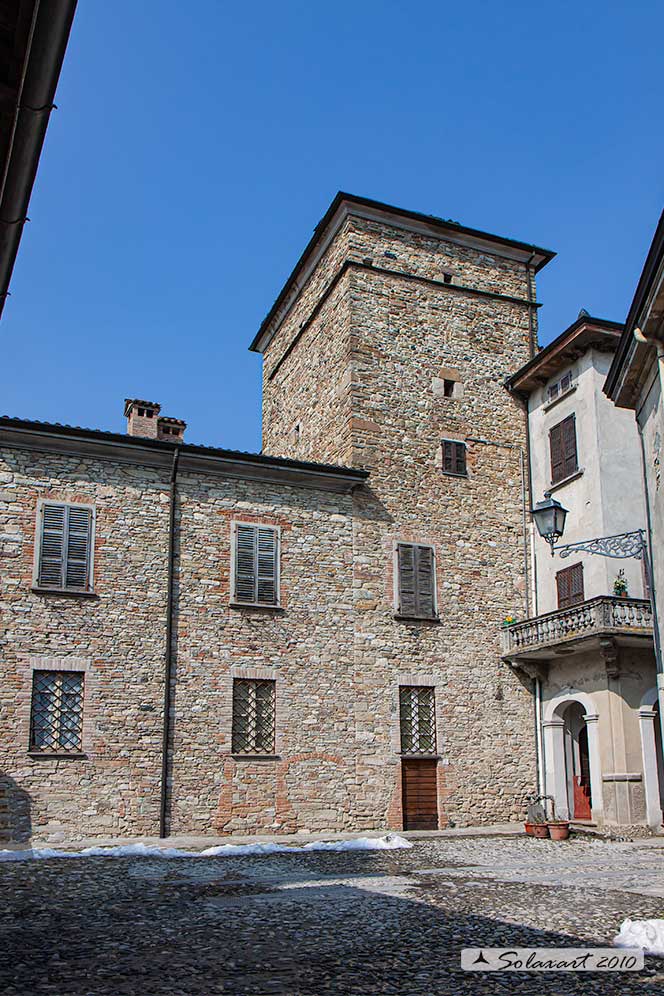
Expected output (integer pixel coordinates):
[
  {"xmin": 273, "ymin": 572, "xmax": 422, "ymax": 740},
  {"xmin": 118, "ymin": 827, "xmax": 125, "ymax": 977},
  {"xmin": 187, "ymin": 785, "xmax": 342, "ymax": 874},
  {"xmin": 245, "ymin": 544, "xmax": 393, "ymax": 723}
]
[
  {"xmin": 399, "ymin": 686, "xmax": 436, "ymax": 754},
  {"xmin": 232, "ymin": 679, "xmax": 276, "ymax": 754},
  {"xmin": 396, "ymin": 543, "xmax": 436, "ymax": 618},
  {"xmin": 29, "ymin": 671, "xmax": 84, "ymax": 753},
  {"xmin": 442, "ymin": 439, "xmax": 467, "ymax": 476},
  {"xmin": 233, "ymin": 523, "xmax": 279, "ymax": 605},
  {"xmin": 36, "ymin": 502, "xmax": 94, "ymax": 591}
]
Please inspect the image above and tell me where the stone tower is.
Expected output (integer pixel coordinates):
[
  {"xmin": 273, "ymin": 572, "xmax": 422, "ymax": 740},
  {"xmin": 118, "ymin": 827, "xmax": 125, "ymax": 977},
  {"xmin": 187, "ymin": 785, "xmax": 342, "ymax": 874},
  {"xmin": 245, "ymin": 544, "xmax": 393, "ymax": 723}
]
[{"xmin": 251, "ymin": 193, "xmax": 555, "ymax": 826}]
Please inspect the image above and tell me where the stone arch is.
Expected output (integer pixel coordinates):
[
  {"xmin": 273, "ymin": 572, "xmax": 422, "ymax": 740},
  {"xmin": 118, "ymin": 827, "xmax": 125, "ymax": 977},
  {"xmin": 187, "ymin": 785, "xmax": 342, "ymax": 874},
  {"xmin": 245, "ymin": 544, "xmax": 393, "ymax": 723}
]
[{"xmin": 542, "ymin": 689, "xmax": 603, "ymax": 822}]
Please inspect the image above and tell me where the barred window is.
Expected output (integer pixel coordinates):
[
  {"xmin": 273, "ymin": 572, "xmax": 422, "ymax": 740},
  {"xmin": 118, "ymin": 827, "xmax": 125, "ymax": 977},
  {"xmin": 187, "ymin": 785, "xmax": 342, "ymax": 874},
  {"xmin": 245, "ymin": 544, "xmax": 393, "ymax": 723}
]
[
  {"xmin": 232, "ymin": 679, "xmax": 276, "ymax": 754},
  {"xmin": 232, "ymin": 523, "xmax": 279, "ymax": 606},
  {"xmin": 29, "ymin": 671, "xmax": 84, "ymax": 753},
  {"xmin": 399, "ymin": 686, "xmax": 436, "ymax": 754},
  {"xmin": 35, "ymin": 502, "xmax": 94, "ymax": 592},
  {"xmin": 442, "ymin": 439, "xmax": 467, "ymax": 476}
]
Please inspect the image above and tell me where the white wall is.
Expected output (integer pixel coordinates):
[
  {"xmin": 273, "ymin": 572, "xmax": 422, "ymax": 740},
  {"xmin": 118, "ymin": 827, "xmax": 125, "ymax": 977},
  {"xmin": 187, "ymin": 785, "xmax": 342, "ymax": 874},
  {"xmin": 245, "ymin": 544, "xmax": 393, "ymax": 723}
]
[{"xmin": 529, "ymin": 348, "xmax": 647, "ymax": 615}]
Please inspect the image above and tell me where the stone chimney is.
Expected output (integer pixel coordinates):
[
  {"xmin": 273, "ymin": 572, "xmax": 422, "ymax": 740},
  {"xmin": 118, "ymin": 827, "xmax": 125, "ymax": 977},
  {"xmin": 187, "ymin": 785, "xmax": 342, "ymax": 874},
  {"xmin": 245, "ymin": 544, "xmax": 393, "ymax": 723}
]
[{"xmin": 124, "ymin": 399, "xmax": 186, "ymax": 441}]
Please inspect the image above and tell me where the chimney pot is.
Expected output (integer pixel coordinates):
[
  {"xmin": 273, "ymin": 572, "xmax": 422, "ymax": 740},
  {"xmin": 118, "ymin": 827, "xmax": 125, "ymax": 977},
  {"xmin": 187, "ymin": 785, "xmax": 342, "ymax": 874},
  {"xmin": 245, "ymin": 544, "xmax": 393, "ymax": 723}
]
[{"xmin": 124, "ymin": 399, "xmax": 187, "ymax": 442}]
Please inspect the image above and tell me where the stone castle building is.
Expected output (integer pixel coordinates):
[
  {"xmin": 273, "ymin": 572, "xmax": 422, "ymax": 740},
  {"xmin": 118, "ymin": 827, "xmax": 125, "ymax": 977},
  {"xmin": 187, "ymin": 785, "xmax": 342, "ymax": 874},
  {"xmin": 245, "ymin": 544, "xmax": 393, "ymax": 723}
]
[{"xmin": 0, "ymin": 191, "xmax": 602, "ymax": 843}]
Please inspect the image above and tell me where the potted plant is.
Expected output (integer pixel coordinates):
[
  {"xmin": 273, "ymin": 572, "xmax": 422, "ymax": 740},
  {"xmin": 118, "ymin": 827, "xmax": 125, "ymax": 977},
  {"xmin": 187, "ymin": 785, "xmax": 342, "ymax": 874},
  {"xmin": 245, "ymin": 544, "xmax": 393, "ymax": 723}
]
[
  {"xmin": 524, "ymin": 795, "xmax": 551, "ymax": 838},
  {"xmin": 547, "ymin": 820, "xmax": 570, "ymax": 841},
  {"xmin": 613, "ymin": 570, "xmax": 629, "ymax": 598},
  {"xmin": 525, "ymin": 821, "xmax": 550, "ymax": 838}
]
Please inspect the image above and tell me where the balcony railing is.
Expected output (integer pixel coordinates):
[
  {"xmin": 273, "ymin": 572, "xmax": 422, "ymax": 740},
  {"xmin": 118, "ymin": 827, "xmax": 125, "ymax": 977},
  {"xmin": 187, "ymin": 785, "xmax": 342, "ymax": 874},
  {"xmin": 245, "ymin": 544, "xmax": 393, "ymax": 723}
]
[{"xmin": 501, "ymin": 596, "xmax": 653, "ymax": 658}]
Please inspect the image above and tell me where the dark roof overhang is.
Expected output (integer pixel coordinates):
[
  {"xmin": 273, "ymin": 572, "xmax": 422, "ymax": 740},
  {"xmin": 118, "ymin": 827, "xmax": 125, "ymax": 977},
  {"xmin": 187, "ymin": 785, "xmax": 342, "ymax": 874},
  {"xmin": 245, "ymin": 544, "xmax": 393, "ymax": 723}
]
[
  {"xmin": 506, "ymin": 315, "xmax": 624, "ymax": 396},
  {"xmin": 0, "ymin": 0, "xmax": 77, "ymax": 321},
  {"xmin": 249, "ymin": 191, "xmax": 556, "ymax": 354},
  {"xmin": 605, "ymin": 210, "xmax": 664, "ymax": 408},
  {"xmin": 0, "ymin": 417, "xmax": 369, "ymax": 493}
]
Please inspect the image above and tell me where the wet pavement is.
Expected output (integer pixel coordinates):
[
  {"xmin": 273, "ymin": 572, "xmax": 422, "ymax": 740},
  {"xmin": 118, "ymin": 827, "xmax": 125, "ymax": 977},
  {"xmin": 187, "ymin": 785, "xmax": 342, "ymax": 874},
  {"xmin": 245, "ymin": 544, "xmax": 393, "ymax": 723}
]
[{"xmin": 2, "ymin": 834, "xmax": 664, "ymax": 995}]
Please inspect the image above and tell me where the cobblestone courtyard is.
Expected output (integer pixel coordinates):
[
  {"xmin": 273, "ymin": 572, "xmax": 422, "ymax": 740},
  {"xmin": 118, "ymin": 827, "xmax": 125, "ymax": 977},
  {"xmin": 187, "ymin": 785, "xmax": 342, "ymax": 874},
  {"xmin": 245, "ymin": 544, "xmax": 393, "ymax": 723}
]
[{"xmin": 2, "ymin": 834, "xmax": 664, "ymax": 995}]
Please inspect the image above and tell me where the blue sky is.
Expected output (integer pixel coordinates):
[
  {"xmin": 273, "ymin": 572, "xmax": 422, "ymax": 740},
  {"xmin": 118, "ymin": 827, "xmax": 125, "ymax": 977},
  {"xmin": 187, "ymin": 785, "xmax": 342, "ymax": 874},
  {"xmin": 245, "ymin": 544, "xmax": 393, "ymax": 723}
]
[{"xmin": 4, "ymin": 1, "xmax": 663, "ymax": 451}]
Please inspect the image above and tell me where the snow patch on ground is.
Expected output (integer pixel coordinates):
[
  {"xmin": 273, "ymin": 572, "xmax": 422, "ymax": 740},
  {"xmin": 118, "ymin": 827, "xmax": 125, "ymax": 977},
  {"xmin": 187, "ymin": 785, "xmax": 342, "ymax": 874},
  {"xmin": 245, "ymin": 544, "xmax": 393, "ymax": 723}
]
[
  {"xmin": 614, "ymin": 919, "xmax": 664, "ymax": 956},
  {"xmin": 0, "ymin": 834, "xmax": 413, "ymax": 862}
]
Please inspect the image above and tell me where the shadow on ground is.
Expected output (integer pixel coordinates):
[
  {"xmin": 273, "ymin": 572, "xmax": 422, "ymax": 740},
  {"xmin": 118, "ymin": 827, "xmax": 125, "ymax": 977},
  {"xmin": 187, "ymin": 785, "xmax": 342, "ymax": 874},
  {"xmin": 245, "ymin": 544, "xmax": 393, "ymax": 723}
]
[{"xmin": 0, "ymin": 846, "xmax": 661, "ymax": 995}]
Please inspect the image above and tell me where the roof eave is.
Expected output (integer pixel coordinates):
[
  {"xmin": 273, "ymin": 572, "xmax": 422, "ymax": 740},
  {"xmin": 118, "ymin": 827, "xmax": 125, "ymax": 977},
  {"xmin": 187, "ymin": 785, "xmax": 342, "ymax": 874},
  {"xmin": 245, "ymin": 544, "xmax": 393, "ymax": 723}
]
[{"xmin": 0, "ymin": 419, "xmax": 368, "ymax": 494}]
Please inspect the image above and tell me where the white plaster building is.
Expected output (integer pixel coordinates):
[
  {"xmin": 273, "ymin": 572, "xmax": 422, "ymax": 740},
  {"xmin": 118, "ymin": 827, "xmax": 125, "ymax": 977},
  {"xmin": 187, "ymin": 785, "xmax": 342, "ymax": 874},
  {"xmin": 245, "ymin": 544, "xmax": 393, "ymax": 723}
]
[{"xmin": 503, "ymin": 314, "xmax": 662, "ymax": 829}]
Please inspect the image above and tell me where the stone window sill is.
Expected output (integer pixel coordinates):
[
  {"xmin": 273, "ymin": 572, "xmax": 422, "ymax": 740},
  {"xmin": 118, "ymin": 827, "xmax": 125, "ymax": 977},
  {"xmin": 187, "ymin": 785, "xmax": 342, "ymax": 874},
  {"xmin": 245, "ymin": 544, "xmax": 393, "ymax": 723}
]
[
  {"xmin": 229, "ymin": 602, "xmax": 284, "ymax": 613},
  {"xmin": 231, "ymin": 754, "xmax": 280, "ymax": 761},
  {"xmin": 28, "ymin": 751, "xmax": 88, "ymax": 760},
  {"xmin": 394, "ymin": 613, "xmax": 441, "ymax": 624},
  {"xmin": 549, "ymin": 468, "xmax": 584, "ymax": 493},
  {"xmin": 441, "ymin": 471, "xmax": 468, "ymax": 479},
  {"xmin": 543, "ymin": 384, "xmax": 577, "ymax": 412},
  {"xmin": 31, "ymin": 587, "xmax": 98, "ymax": 599}
]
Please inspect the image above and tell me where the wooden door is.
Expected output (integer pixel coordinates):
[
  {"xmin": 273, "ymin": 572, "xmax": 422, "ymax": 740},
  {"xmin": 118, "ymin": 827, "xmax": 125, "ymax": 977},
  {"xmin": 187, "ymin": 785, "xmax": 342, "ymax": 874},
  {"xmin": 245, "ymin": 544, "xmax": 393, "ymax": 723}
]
[
  {"xmin": 402, "ymin": 759, "xmax": 438, "ymax": 830},
  {"xmin": 573, "ymin": 725, "xmax": 592, "ymax": 819}
]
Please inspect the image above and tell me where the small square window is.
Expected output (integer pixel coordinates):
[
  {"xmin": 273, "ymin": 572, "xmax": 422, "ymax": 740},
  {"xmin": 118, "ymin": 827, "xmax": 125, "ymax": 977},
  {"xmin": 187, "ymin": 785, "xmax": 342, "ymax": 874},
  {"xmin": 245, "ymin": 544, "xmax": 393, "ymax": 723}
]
[
  {"xmin": 442, "ymin": 440, "xmax": 467, "ymax": 476},
  {"xmin": 443, "ymin": 379, "xmax": 455, "ymax": 398}
]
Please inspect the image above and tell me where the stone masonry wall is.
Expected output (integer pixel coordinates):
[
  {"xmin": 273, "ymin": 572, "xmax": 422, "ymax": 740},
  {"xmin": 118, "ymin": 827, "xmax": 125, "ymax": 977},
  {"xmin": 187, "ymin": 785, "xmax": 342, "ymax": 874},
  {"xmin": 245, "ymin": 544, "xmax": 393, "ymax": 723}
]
[
  {"xmin": 261, "ymin": 212, "xmax": 540, "ymax": 826},
  {"xmin": 0, "ymin": 447, "xmax": 170, "ymax": 842},
  {"xmin": 168, "ymin": 472, "xmax": 358, "ymax": 835}
]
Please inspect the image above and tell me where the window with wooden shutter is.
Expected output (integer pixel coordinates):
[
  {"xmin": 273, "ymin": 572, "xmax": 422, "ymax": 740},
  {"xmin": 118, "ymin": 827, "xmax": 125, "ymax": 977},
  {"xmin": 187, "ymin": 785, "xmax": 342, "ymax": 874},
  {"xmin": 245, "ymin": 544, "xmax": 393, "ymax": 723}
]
[
  {"xmin": 399, "ymin": 686, "xmax": 436, "ymax": 754},
  {"xmin": 29, "ymin": 671, "xmax": 84, "ymax": 753},
  {"xmin": 549, "ymin": 415, "xmax": 578, "ymax": 485},
  {"xmin": 35, "ymin": 502, "xmax": 94, "ymax": 592},
  {"xmin": 442, "ymin": 439, "xmax": 467, "ymax": 476},
  {"xmin": 556, "ymin": 562, "xmax": 584, "ymax": 609},
  {"xmin": 396, "ymin": 543, "xmax": 436, "ymax": 618},
  {"xmin": 232, "ymin": 523, "xmax": 279, "ymax": 605},
  {"xmin": 231, "ymin": 679, "xmax": 276, "ymax": 754}
]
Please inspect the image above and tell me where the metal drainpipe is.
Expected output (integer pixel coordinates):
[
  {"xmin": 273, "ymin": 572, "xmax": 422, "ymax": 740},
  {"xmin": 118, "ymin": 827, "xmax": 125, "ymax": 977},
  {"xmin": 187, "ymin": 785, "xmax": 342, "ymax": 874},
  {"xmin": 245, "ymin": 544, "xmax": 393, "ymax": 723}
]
[
  {"xmin": 524, "ymin": 253, "xmax": 537, "ymax": 359},
  {"xmin": 159, "ymin": 445, "xmax": 180, "ymax": 839}
]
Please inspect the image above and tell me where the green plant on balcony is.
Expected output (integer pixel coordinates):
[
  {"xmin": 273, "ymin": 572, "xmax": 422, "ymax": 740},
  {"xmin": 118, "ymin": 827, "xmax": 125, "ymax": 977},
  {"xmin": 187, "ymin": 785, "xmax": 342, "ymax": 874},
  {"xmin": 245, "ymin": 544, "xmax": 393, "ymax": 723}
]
[
  {"xmin": 613, "ymin": 570, "xmax": 629, "ymax": 597},
  {"xmin": 502, "ymin": 614, "xmax": 517, "ymax": 627}
]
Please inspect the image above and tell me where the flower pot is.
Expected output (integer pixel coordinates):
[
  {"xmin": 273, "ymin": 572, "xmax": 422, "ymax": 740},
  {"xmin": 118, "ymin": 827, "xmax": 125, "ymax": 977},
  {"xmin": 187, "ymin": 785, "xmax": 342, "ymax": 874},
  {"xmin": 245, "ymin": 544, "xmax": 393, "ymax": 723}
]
[
  {"xmin": 548, "ymin": 822, "xmax": 570, "ymax": 841},
  {"xmin": 530, "ymin": 823, "xmax": 550, "ymax": 839},
  {"xmin": 524, "ymin": 822, "xmax": 536, "ymax": 835}
]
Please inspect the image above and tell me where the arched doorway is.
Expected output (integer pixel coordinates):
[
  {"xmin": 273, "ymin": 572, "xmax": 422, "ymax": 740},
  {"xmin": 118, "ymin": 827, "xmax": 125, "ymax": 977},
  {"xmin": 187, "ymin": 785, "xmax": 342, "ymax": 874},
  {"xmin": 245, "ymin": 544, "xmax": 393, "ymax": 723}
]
[
  {"xmin": 543, "ymin": 691, "xmax": 602, "ymax": 823},
  {"xmin": 563, "ymin": 702, "xmax": 592, "ymax": 819}
]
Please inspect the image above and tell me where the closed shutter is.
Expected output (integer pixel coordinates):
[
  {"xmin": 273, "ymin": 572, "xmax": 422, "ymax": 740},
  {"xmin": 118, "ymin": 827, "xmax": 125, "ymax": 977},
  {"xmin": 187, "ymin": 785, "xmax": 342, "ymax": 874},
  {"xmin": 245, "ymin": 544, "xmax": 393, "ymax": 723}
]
[
  {"xmin": 38, "ymin": 504, "xmax": 66, "ymax": 587},
  {"xmin": 38, "ymin": 503, "xmax": 92, "ymax": 591},
  {"xmin": 234, "ymin": 524, "xmax": 279, "ymax": 605},
  {"xmin": 397, "ymin": 543, "xmax": 417, "ymax": 616},
  {"xmin": 550, "ymin": 415, "xmax": 577, "ymax": 484},
  {"xmin": 556, "ymin": 563, "xmax": 584, "ymax": 609},
  {"xmin": 397, "ymin": 544, "xmax": 436, "ymax": 618},
  {"xmin": 562, "ymin": 415, "xmax": 578, "ymax": 478},
  {"xmin": 442, "ymin": 440, "xmax": 467, "ymax": 476},
  {"xmin": 65, "ymin": 506, "xmax": 93, "ymax": 589},
  {"xmin": 549, "ymin": 422, "xmax": 564, "ymax": 484}
]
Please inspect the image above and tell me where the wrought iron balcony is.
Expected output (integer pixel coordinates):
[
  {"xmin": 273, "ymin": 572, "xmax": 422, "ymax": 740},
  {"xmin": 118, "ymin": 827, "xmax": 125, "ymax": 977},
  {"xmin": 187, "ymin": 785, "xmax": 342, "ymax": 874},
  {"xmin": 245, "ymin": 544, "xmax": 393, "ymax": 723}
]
[{"xmin": 501, "ymin": 596, "xmax": 653, "ymax": 661}]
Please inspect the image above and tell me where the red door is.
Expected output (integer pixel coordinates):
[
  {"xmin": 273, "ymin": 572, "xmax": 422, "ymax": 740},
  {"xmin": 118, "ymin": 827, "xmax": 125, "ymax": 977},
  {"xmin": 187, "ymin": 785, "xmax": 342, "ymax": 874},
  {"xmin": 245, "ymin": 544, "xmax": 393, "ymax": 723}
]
[
  {"xmin": 402, "ymin": 759, "xmax": 438, "ymax": 830},
  {"xmin": 573, "ymin": 726, "xmax": 592, "ymax": 819}
]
